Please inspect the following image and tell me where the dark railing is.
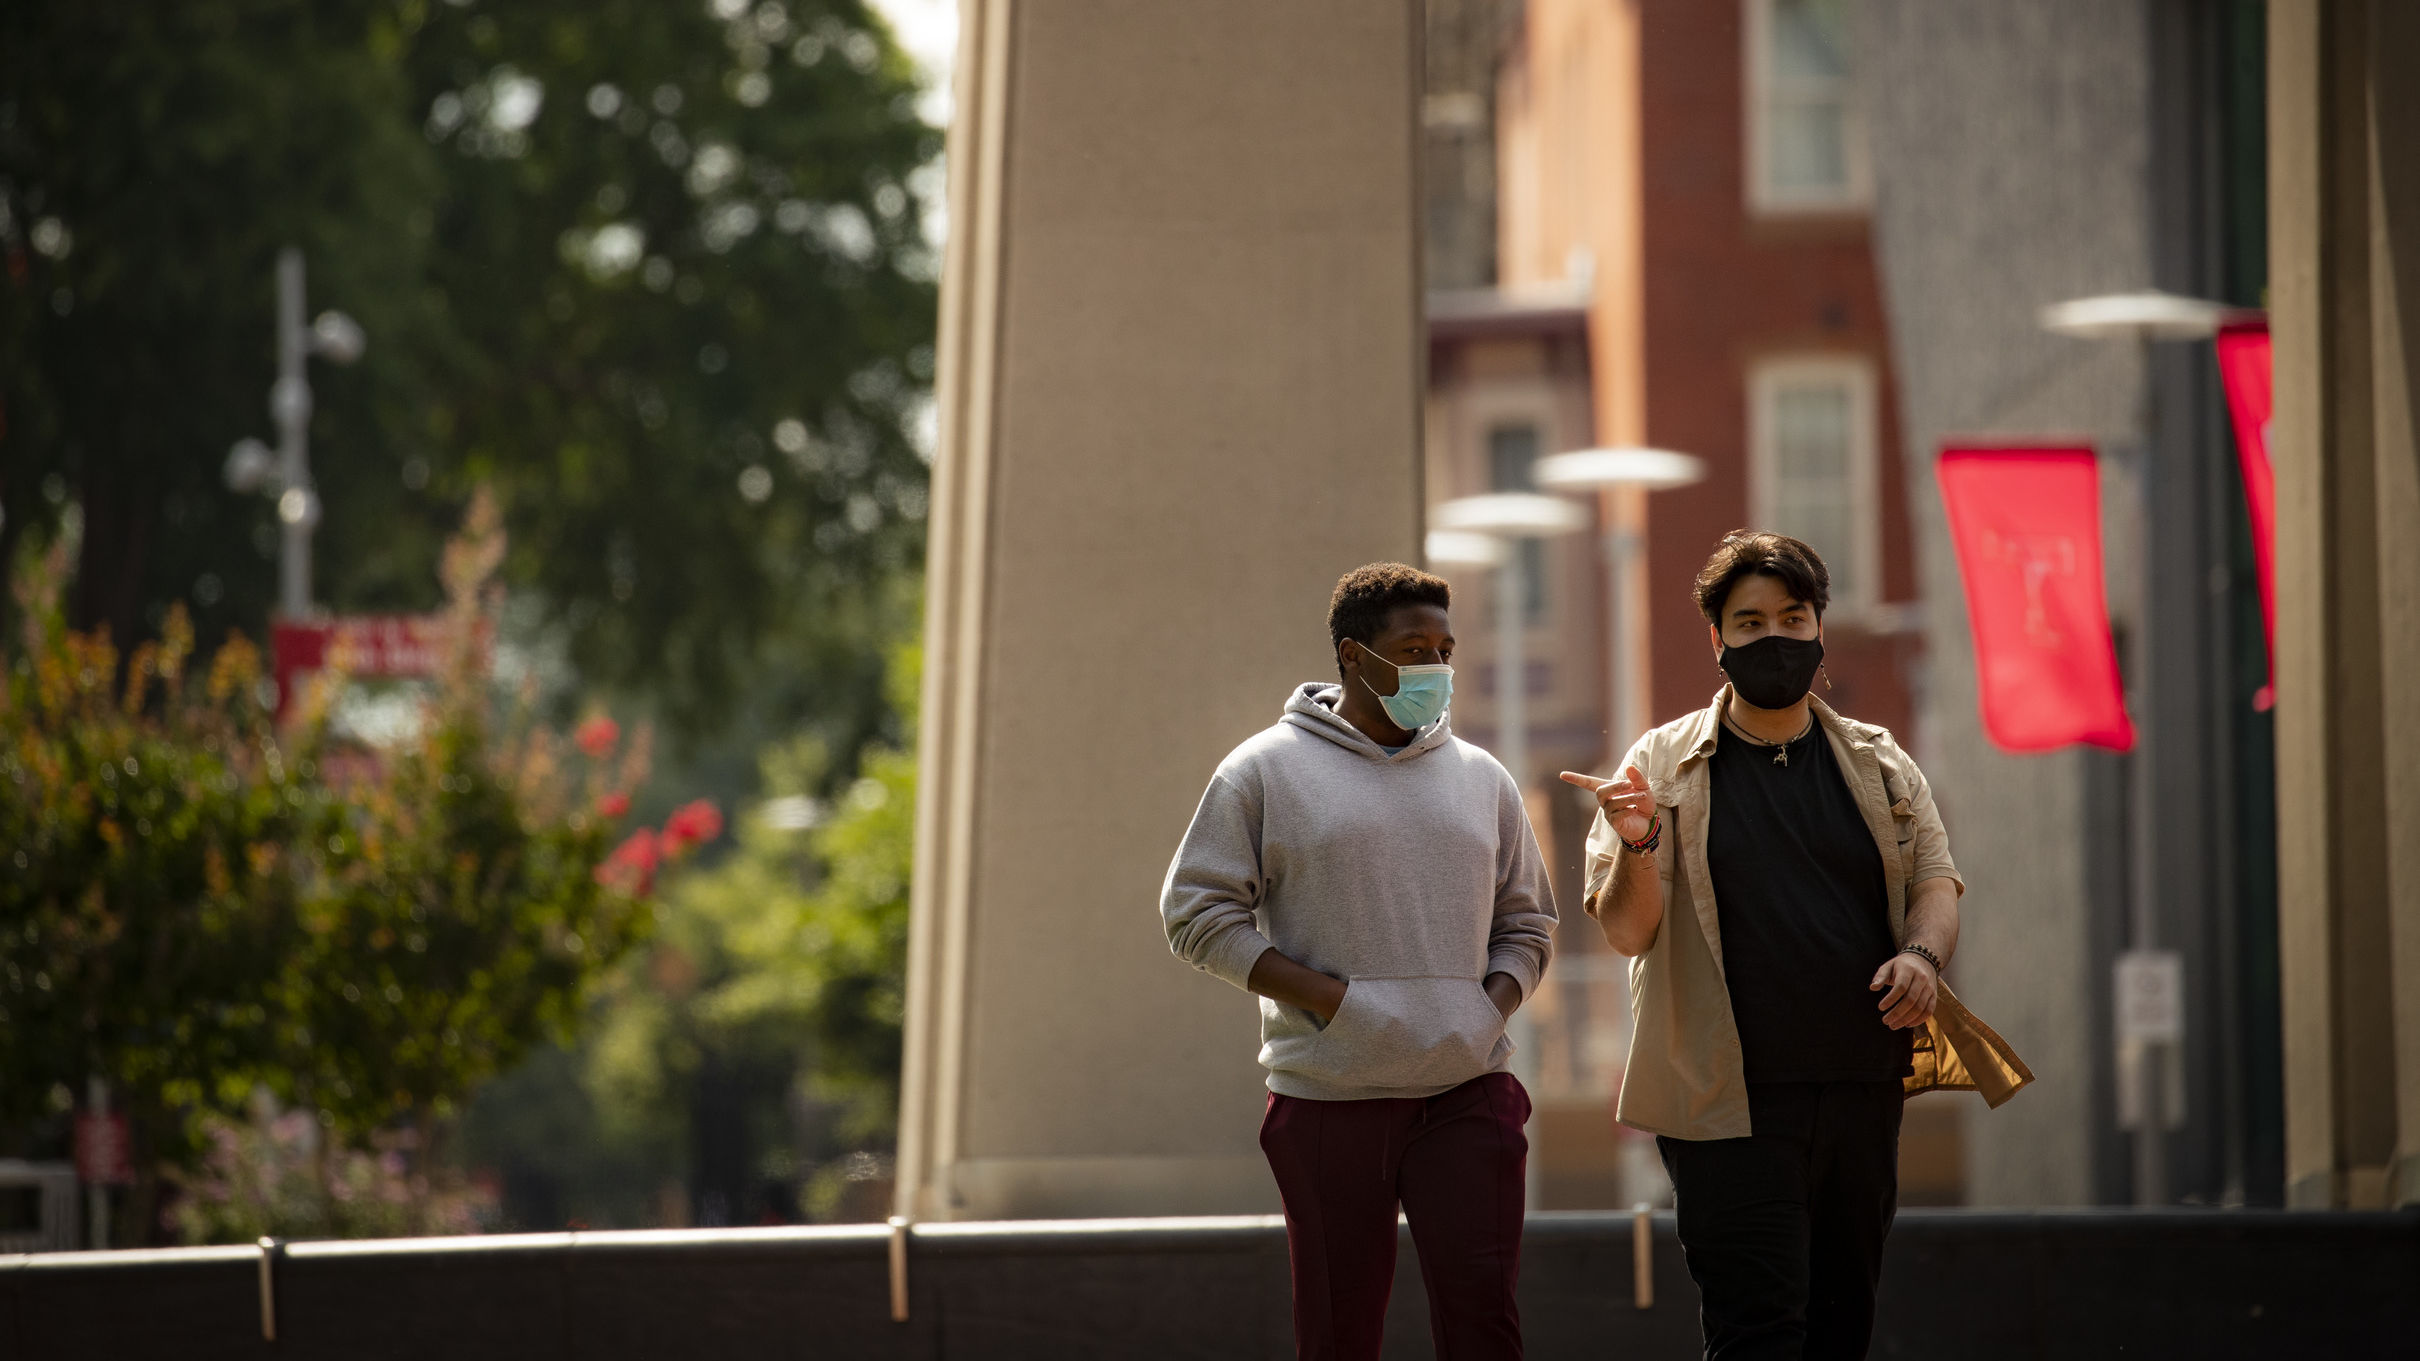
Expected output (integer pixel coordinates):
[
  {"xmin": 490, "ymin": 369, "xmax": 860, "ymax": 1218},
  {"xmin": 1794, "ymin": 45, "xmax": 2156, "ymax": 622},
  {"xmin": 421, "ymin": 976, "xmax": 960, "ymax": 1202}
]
[{"xmin": 5, "ymin": 1208, "xmax": 2414, "ymax": 1359}]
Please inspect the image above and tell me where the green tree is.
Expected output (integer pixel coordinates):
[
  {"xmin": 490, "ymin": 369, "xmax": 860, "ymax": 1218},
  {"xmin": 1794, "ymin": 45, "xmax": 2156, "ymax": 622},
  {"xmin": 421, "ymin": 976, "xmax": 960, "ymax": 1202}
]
[
  {"xmin": 1, "ymin": 0, "xmax": 937, "ymax": 739},
  {"xmin": 0, "ymin": 1, "xmax": 437, "ymax": 646}
]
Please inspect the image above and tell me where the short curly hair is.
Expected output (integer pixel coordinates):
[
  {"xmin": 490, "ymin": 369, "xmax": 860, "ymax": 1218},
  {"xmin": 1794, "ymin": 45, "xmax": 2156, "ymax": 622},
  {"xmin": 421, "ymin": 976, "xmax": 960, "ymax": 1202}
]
[
  {"xmin": 1328, "ymin": 562, "xmax": 1452, "ymax": 674},
  {"xmin": 1692, "ymin": 530, "xmax": 1831, "ymax": 624}
]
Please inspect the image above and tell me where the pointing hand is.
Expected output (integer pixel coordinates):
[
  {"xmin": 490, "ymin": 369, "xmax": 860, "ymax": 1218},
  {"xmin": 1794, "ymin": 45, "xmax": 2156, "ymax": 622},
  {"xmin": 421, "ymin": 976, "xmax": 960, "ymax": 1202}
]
[{"xmin": 1560, "ymin": 764, "xmax": 1656, "ymax": 845}]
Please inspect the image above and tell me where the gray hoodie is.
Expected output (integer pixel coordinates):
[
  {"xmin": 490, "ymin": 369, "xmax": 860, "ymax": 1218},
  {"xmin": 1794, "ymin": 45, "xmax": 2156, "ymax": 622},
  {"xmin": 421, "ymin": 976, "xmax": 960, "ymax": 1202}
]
[{"xmin": 1161, "ymin": 682, "xmax": 1557, "ymax": 1101}]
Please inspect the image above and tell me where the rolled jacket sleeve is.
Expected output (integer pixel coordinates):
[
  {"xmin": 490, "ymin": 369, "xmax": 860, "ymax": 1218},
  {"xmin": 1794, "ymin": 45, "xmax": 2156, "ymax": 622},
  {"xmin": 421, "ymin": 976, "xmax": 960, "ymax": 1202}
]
[
  {"xmin": 1161, "ymin": 772, "xmax": 1277, "ymax": 990},
  {"xmin": 1879, "ymin": 733, "xmax": 1963, "ymax": 894},
  {"xmin": 1485, "ymin": 769, "xmax": 1558, "ymax": 1001}
]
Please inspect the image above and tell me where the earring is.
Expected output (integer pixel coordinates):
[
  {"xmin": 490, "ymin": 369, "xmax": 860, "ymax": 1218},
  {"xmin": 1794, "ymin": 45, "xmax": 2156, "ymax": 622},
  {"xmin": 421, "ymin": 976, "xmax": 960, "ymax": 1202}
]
[{"xmin": 1821, "ymin": 663, "xmax": 1835, "ymax": 691}]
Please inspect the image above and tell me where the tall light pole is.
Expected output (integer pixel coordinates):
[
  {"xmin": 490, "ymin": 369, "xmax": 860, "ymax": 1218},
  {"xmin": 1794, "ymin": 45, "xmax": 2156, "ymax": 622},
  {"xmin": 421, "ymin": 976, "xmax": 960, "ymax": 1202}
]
[
  {"xmin": 1430, "ymin": 493, "xmax": 1590, "ymax": 793},
  {"xmin": 2041, "ymin": 287, "xmax": 2247, "ymax": 1208},
  {"xmin": 1535, "ymin": 447, "xmax": 1706, "ymax": 762},
  {"xmin": 226, "ymin": 247, "xmax": 366, "ymax": 619}
]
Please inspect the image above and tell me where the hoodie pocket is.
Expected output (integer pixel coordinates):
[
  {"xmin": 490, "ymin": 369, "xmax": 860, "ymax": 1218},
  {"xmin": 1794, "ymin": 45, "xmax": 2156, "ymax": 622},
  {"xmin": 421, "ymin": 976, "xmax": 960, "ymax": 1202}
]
[{"xmin": 1292, "ymin": 975, "xmax": 1511, "ymax": 1091}]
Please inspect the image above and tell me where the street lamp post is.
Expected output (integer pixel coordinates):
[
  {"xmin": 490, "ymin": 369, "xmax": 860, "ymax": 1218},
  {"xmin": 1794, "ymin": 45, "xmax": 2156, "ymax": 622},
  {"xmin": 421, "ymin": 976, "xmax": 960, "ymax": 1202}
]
[
  {"xmin": 226, "ymin": 247, "xmax": 366, "ymax": 619},
  {"xmin": 2041, "ymin": 287, "xmax": 2249, "ymax": 1208},
  {"xmin": 1430, "ymin": 494, "xmax": 1590, "ymax": 792},
  {"xmin": 1534, "ymin": 448, "xmax": 1706, "ymax": 761}
]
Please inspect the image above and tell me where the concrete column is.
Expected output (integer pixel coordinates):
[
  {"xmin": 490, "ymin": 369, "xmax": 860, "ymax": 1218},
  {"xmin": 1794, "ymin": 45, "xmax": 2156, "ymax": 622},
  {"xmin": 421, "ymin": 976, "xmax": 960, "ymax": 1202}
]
[
  {"xmin": 2266, "ymin": 0, "xmax": 2417, "ymax": 1210},
  {"xmin": 896, "ymin": 0, "xmax": 1425, "ymax": 1221}
]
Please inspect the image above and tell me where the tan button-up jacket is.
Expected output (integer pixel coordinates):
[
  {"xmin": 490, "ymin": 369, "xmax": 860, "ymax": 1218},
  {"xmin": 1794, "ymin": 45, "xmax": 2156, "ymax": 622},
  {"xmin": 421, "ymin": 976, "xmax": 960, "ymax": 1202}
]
[{"xmin": 1583, "ymin": 688, "xmax": 2033, "ymax": 1140}]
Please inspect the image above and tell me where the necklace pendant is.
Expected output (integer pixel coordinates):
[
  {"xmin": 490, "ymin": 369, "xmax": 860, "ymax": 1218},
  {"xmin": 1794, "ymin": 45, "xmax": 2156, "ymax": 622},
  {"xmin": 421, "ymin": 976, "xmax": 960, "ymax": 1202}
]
[{"xmin": 1774, "ymin": 747, "xmax": 1789, "ymax": 767}]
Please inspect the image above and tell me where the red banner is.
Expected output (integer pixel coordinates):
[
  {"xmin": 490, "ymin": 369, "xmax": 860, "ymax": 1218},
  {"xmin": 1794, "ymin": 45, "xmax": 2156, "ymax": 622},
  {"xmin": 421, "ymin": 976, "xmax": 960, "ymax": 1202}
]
[
  {"xmin": 270, "ymin": 614, "xmax": 488, "ymax": 715},
  {"xmin": 1937, "ymin": 446, "xmax": 2136, "ymax": 753},
  {"xmin": 2214, "ymin": 319, "xmax": 2275, "ymax": 710}
]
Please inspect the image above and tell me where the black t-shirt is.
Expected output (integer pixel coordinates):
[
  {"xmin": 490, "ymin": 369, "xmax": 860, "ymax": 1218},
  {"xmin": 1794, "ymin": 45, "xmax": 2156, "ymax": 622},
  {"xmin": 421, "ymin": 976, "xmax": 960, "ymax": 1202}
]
[{"xmin": 1706, "ymin": 718, "xmax": 1913, "ymax": 1083}]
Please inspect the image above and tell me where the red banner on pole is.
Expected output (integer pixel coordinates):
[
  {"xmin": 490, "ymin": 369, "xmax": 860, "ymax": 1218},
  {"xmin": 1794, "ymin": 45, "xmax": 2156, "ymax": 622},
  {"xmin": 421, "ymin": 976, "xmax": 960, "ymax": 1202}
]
[
  {"xmin": 2214, "ymin": 319, "xmax": 2275, "ymax": 710},
  {"xmin": 1937, "ymin": 446, "xmax": 2136, "ymax": 753}
]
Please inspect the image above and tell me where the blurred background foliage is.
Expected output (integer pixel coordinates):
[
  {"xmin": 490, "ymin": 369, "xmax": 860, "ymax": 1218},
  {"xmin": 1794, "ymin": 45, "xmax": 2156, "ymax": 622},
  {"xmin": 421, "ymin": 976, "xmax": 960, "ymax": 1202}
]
[
  {"xmin": 0, "ymin": 0, "xmax": 936, "ymax": 747},
  {"xmin": 458, "ymin": 634, "xmax": 916, "ymax": 1229},
  {"xmin": 0, "ymin": 0, "xmax": 934, "ymax": 1240},
  {"xmin": 1, "ymin": 497, "xmax": 705, "ymax": 1243}
]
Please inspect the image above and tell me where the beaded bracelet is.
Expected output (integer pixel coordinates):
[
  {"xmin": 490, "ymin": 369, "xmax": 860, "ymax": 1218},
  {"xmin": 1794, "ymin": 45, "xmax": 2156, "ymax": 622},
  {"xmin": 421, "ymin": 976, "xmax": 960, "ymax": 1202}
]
[
  {"xmin": 1619, "ymin": 812, "xmax": 1661, "ymax": 856},
  {"xmin": 1899, "ymin": 942, "xmax": 1943, "ymax": 973}
]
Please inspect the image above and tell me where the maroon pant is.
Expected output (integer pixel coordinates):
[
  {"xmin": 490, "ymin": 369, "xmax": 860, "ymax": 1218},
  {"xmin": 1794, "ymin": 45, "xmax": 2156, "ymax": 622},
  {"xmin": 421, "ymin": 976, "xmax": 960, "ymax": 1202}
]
[{"xmin": 1259, "ymin": 1072, "xmax": 1530, "ymax": 1361}]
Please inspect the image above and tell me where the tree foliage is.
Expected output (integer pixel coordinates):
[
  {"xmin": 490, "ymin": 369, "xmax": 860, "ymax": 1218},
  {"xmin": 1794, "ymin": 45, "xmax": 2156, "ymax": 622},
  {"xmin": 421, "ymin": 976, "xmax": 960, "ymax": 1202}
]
[
  {"xmin": 0, "ymin": 499, "xmax": 712, "ymax": 1242},
  {"xmin": 0, "ymin": 0, "xmax": 938, "ymax": 734}
]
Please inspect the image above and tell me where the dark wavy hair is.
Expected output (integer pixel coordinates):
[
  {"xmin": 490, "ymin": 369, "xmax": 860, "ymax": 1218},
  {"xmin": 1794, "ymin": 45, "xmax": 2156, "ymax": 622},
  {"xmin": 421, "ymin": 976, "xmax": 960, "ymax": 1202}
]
[
  {"xmin": 1327, "ymin": 562, "xmax": 1451, "ymax": 675},
  {"xmin": 1692, "ymin": 530, "xmax": 1831, "ymax": 623}
]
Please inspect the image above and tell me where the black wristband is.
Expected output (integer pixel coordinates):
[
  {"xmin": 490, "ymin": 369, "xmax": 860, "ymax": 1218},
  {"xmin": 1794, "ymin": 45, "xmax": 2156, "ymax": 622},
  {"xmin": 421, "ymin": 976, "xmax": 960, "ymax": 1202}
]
[{"xmin": 1899, "ymin": 943, "xmax": 1943, "ymax": 973}]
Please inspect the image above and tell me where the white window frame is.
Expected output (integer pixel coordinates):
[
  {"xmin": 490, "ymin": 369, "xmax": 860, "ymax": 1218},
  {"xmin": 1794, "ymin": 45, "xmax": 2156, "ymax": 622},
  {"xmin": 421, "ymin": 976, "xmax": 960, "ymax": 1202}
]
[
  {"xmin": 1748, "ymin": 355, "xmax": 1880, "ymax": 613},
  {"xmin": 1742, "ymin": 0, "xmax": 1872, "ymax": 215}
]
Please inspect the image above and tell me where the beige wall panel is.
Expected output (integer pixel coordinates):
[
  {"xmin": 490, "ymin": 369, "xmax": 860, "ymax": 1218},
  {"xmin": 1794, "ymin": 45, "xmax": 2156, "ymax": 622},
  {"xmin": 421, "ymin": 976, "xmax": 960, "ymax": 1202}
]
[
  {"xmin": 2270, "ymin": 0, "xmax": 2414, "ymax": 1209},
  {"xmin": 2366, "ymin": 0, "xmax": 2420, "ymax": 1209}
]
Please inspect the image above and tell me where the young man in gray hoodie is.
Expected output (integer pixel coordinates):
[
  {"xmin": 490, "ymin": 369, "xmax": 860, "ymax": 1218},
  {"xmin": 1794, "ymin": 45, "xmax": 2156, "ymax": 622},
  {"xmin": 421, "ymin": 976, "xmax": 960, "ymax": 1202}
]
[{"xmin": 1162, "ymin": 562, "xmax": 1558, "ymax": 1361}]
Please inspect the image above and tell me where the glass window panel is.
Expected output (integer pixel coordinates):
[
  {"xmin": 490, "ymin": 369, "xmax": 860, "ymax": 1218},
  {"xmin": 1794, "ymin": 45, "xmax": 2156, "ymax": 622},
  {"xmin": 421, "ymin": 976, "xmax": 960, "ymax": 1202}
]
[
  {"xmin": 1488, "ymin": 424, "xmax": 1540, "ymax": 492},
  {"xmin": 1775, "ymin": 385, "xmax": 1851, "ymax": 478},
  {"xmin": 1769, "ymin": 0, "xmax": 1849, "ymax": 81},
  {"xmin": 1483, "ymin": 424, "xmax": 1549, "ymax": 623},
  {"xmin": 1766, "ymin": 98, "xmax": 1849, "ymax": 195}
]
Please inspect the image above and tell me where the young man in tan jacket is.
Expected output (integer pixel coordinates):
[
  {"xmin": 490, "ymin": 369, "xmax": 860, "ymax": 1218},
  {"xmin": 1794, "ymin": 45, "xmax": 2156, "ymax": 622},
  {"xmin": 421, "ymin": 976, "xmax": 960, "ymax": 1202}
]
[{"xmin": 1564, "ymin": 531, "xmax": 2028, "ymax": 1361}]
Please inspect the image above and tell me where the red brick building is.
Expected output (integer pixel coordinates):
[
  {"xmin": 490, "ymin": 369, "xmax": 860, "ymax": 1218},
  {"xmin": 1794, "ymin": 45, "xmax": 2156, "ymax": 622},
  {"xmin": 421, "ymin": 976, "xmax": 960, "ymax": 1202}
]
[{"xmin": 1498, "ymin": 0, "xmax": 1922, "ymax": 737}]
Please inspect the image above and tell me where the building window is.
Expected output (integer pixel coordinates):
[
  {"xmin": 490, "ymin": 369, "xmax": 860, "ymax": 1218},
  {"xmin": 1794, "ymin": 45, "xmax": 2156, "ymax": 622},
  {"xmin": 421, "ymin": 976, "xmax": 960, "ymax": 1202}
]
[
  {"xmin": 1486, "ymin": 424, "xmax": 1548, "ymax": 623},
  {"xmin": 1744, "ymin": 0, "xmax": 1869, "ymax": 214},
  {"xmin": 1749, "ymin": 357, "xmax": 1879, "ymax": 609}
]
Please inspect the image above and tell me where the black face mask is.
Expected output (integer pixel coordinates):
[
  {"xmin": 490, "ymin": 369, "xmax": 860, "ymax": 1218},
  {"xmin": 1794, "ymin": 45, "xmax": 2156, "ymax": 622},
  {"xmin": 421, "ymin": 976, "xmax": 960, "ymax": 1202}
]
[{"xmin": 1720, "ymin": 634, "xmax": 1824, "ymax": 710}]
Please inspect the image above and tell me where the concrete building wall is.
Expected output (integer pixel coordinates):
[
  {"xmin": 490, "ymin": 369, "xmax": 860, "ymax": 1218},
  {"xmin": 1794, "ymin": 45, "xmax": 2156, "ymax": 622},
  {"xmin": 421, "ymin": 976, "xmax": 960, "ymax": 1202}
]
[
  {"xmin": 896, "ymin": 0, "xmax": 1425, "ymax": 1221},
  {"xmin": 1856, "ymin": 0, "xmax": 2161, "ymax": 1205}
]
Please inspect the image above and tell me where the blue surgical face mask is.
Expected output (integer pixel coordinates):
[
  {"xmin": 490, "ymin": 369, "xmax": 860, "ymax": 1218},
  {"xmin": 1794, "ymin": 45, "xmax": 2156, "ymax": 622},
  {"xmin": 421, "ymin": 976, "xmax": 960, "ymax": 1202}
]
[{"xmin": 1349, "ymin": 639, "xmax": 1452, "ymax": 731}]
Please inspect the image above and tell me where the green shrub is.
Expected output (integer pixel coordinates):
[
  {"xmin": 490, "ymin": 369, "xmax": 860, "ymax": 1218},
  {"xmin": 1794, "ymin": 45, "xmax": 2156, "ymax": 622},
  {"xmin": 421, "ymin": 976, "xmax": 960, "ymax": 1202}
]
[{"xmin": 0, "ymin": 495, "xmax": 712, "ymax": 1242}]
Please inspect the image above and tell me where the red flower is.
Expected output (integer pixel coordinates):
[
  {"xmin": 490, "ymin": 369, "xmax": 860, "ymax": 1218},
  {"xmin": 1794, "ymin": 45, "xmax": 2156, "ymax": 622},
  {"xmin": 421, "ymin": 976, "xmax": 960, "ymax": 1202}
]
[
  {"xmin": 661, "ymin": 798, "xmax": 723, "ymax": 853},
  {"xmin": 595, "ymin": 827, "xmax": 661, "ymax": 895},
  {"xmin": 596, "ymin": 792, "xmax": 631, "ymax": 819},
  {"xmin": 575, "ymin": 715, "xmax": 620, "ymax": 758}
]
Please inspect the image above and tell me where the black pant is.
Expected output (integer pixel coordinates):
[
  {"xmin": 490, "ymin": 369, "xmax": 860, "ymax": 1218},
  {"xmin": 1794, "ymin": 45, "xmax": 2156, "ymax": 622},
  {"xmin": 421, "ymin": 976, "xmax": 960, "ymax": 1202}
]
[{"xmin": 1657, "ymin": 1081, "xmax": 1904, "ymax": 1361}]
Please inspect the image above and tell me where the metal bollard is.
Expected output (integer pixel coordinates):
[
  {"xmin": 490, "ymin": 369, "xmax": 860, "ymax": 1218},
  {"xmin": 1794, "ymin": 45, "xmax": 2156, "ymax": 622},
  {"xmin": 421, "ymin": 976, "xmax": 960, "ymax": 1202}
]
[
  {"xmin": 257, "ymin": 1236, "xmax": 283, "ymax": 1341},
  {"xmin": 888, "ymin": 1215, "xmax": 911, "ymax": 1322},
  {"xmin": 1631, "ymin": 1203, "xmax": 1654, "ymax": 1310}
]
